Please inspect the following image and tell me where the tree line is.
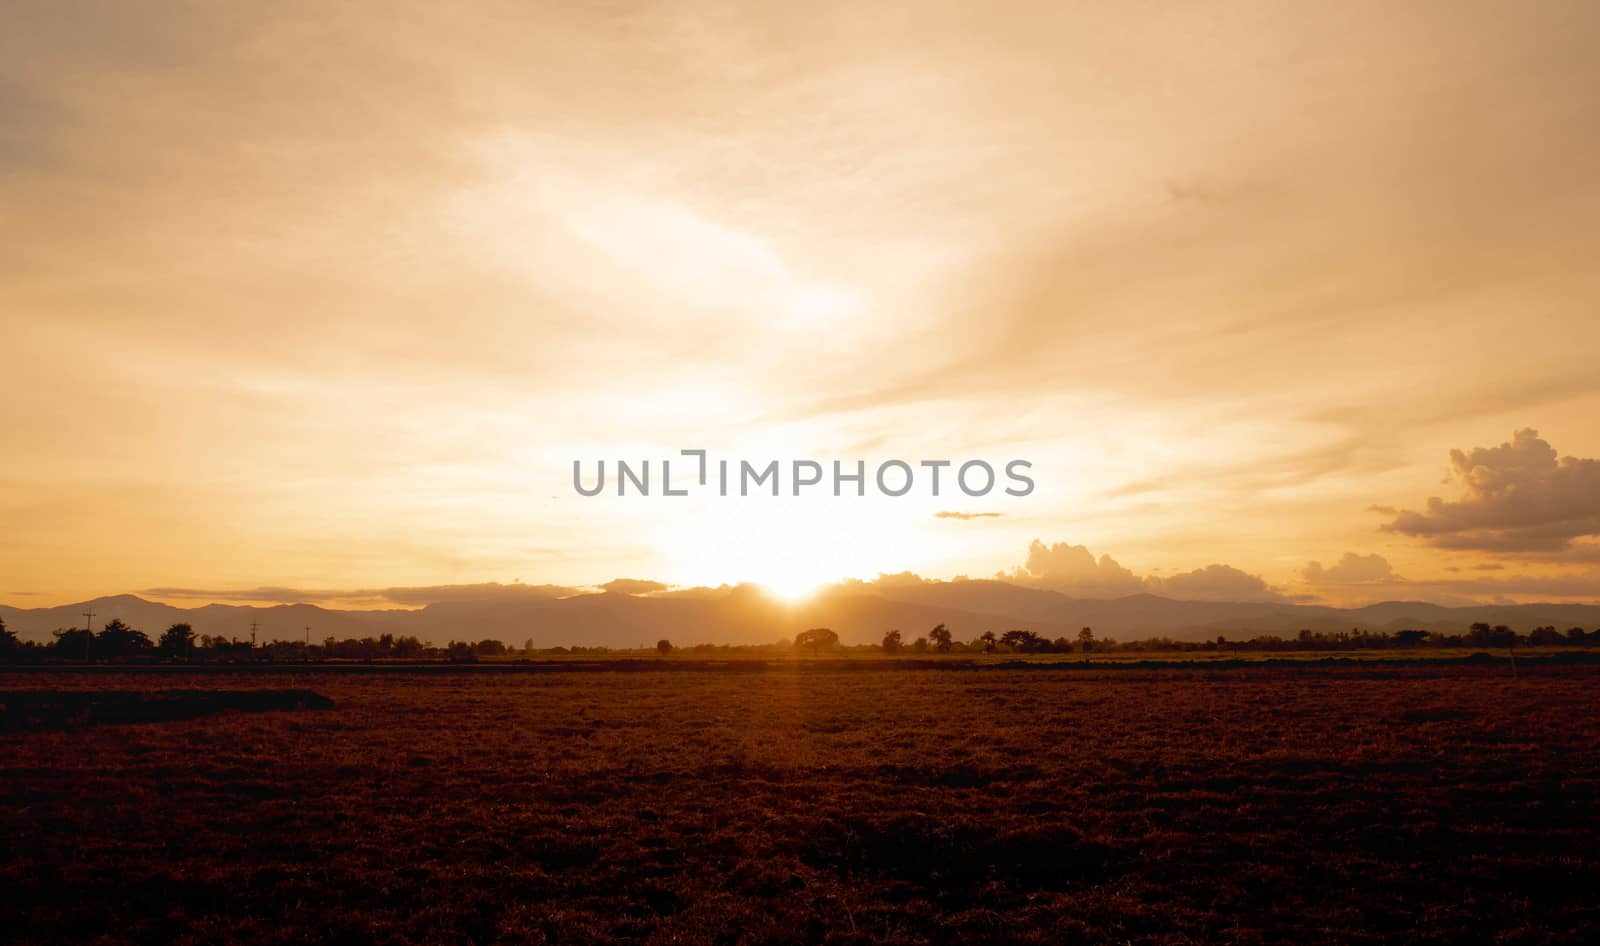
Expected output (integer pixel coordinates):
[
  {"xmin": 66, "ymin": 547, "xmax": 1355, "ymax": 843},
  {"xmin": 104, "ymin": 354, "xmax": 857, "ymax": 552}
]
[
  {"xmin": 863, "ymin": 622, "xmax": 1595, "ymax": 655},
  {"xmin": 0, "ymin": 614, "xmax": 1594, "ymax": 664}
]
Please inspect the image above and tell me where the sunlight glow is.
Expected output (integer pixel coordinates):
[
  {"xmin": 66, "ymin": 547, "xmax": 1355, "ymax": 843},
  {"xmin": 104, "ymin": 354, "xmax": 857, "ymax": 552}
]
[{"xmin": 661, "ymin": 501, "xmax": 892, "ymax": 602}]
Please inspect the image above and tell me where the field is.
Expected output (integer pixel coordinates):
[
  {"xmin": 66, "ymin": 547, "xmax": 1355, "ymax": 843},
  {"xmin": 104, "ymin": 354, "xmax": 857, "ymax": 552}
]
[{"xmin": 3, "ymin": 663, "xmax": 1597, "ymax": 945}]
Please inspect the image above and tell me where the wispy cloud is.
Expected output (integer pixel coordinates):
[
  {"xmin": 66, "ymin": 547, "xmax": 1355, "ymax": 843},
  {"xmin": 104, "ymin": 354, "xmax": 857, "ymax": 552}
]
[{"xmin": 5, "ymin": 3, "xmax": 1600, "ymax": 603}]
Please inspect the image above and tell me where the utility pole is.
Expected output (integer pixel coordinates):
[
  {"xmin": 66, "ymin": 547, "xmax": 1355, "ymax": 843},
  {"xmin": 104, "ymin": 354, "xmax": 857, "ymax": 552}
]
[
  {"xmin": 249, "ymin": 621, "xmax": 259, "ymax": 648},
  {"xmin": 305, "ymin": 625, "xmax": 311, "ymax": 663},
  {"xmin": 81, "ymin": 609, "xmax": 95, "ymax": 662}
]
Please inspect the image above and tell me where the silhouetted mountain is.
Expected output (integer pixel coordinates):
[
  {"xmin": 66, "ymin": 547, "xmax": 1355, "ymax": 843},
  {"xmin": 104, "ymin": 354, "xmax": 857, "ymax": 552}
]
[
  {"xmin": 3, "ymin": 583, "xmax": 1597, "ymax": 648},
  {"xmin": 0, "ymin": 596, "xmax": 377, "ymax": 645}
]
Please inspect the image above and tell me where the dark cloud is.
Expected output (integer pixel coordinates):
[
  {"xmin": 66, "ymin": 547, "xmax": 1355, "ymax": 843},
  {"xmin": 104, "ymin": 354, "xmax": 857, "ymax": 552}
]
[{"xmin": 1382, "ymin": 429, "xmax": 1600, "ymax": 552}]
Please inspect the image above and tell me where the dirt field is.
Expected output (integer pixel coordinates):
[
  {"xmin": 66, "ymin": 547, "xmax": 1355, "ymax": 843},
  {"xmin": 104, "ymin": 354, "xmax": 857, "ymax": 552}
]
[{"xmin": 3, "ymin": 663, "xmax": 1597, "ymax": 945}]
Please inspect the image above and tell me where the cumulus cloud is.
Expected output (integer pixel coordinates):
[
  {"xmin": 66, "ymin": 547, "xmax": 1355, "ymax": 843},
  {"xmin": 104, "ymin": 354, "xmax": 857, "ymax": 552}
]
[
  {"xmin": 1002, "ymin": 540, "xmax": 1147, "ymax": 598},
  {"xmin": 867, "ymin": 571, "xmax": 932, "ymax": 589},
  {"xmin": 1151, "ymin": 564, "xmax": 1291, "ymax": 603},
  {"xmin": 1002, "ymin": 540, "xmax": 1290, "ymax": 602},
  {"xmin": 1301, "ymin": 552, "xmax": 1401, "ymax": 585},
  {"xmin": 1381, "ymin": 429, "xmax": 1600, "ymax": 552}
]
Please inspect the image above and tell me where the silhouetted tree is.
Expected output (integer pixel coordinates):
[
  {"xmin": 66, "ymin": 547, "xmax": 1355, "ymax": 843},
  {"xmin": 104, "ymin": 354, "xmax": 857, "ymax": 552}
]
[
  {"xmin": 475, "ymin": 639, "xmax": 507, "ymax": 657},
  {"xmin": 929, "ymin": 624, "xmax": 953, "ymax": 653},
  {"xmin": 53, "ymin": 627, "xmax": 93, "ymax": 659},
  {"xmin": 794, "ymin": 627, "xmax": 838, "ymax": 655},
  {"xmin": 910, "ymin": 635, "xmax": 929, "ymax": 654},
  {"xmin": 1568, "ymin": 627, "xmax": 1590, "ymax": 645},
  {"xmin": 657, "ymin": 639, "xmax": 674, "ymax": 656},
  {"xmin": 1393, "ymin": 629, "xmax": 1429, "ymax": 647},
  {"xmin": 881, "ymin": 629, "xmax": 903, "ymax": 654},
  {"xmin": 1001, "ymin": 629, "xmax": 1047, "ymax": 652},
  {"xmin": 95, "ymin": 619, "xmax": 153, "ymax": 658},
  {"xmin": 1529, "ymin": 626, "xmax": 1564, "ymax": 646},
  {"xmin": 979, "ymin": 630, "xmax": 997, "ymax": 653},
  {"xmin": 1078, "ymin": 627, "xmax": 1095, "ymax": 652},
  {"xmin": 158, "ymin": 623, "xmax": 196, "ymax": 659},
  {"xmin": 0, "ymin": 616, "xmax": 17, "ymax": 655}
]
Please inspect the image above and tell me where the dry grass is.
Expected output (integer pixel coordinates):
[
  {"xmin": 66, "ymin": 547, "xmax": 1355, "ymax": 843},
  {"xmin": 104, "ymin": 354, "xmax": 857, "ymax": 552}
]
[{"xmin": 2, "ymin": 664, "xmax": 1596, "ymax": 945}]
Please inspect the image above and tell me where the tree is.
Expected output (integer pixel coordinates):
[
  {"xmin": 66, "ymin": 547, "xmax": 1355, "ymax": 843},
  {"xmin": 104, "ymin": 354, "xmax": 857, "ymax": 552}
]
[
  {"xmin": 96, "ymin": 619, "xmax": 153, "ymax": 658},
  {"xmin": 55, "ymin": 627, "xmax": 96, "ymax": 659},
  {"xmin": 158, "ymin": 623, "xmax": 196, "ymax": 659},
  {"xmin": 1000, "ymin": 629, "xmax": 1044, "ymax": 652},
  {"xmin": 979, "ymin": 630, "xmax": 997, "ymax": 653},
  {"xmin": 1529, "ymin": 626, "xmax": 1564, "ymax": 647},
  {"xmin": 794, "ymin": 627, "xmax": 838, "ymax": 655},
  {"xmin": 475, "ymin": 639, "xmax": 507, "ymax": 657},
  {"xmin": 0, "ymin": 615, "xmax": 16, "ymax": 653},
  {"xmin": 910, "ymin": 636, "xmax": 929, "ymax": 654},
  {"xmin": 929, "ymin": 624, "xmax": 953, "ymax": 653},
  {"xmin": 657, "ymin": 639, "xmax": 674, "ymax": 656},
  {"xmin": 53, "ymin": 627, "xmax": 94, "ymax": 658},
  {"xmin": 1393, "ymin": 629, "xmax": 1429, "ymax": 647},
  {"xmin": 1078, "ymin": 627, "xmax": 1095, "ymax": 652},
  {"xmin": 881, "ymin": 629, "xmax": 903, "ymax": 654}
]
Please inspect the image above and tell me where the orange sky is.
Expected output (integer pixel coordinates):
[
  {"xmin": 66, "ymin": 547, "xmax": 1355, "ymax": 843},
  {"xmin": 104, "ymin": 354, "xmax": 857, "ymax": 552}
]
[{"xmin": 4, "ymin": 2, "xmax": 1599, "ymax": 609}]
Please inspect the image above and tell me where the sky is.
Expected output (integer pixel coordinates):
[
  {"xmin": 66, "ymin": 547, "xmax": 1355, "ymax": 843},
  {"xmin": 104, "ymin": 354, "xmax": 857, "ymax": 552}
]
[{"xmin": 3, "ymin": 1, "xmax": 1599, "ymax": 610}]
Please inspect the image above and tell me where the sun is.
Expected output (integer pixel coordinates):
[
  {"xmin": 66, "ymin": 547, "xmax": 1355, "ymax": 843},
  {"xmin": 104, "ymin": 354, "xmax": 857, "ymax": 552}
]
[
  {"xmin": 754, "ymin": 566, "xmax": 833, "ymax": 603},
  {"xmin": 662, "ymin": 503, "xmax": 859, "ymax": 603}
]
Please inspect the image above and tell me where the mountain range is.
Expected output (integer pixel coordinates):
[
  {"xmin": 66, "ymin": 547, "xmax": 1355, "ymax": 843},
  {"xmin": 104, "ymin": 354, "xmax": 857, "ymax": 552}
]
[{"xmin": 4, "ymin": 580, "xmax": 1598, "ymax": 648}]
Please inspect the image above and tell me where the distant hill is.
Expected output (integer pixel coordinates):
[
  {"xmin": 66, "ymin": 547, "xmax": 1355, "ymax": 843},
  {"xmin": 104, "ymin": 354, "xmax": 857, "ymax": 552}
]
[{"xmin": 3, "ymin": 583, "xmax": 1597, "ymax": 648}]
